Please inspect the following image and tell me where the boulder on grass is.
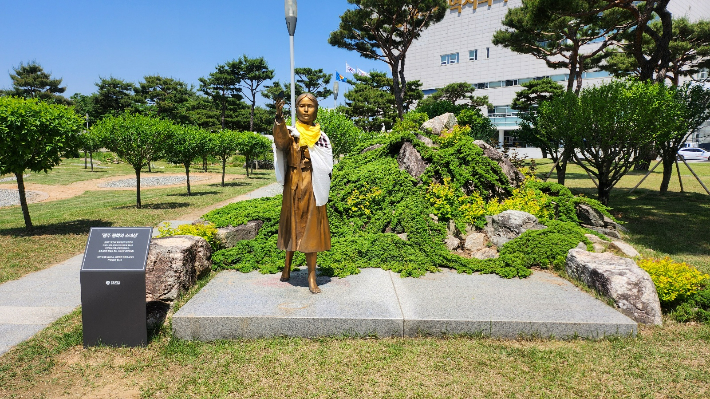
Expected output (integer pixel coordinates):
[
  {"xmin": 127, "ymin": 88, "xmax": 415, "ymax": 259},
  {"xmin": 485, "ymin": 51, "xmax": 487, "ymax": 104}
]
[
  {"xmin": 217, "ymin": 220, "xmax": 264, "ymax": 248},
  {"xmin": 484, "ymin": 210, "xmax": 547, "ymax": 247},
  {"xmin": 566, "ymin": 249, "xmax": 662, "ymax": 325},
  {"xmin": 473, "ymin": 140, "xmax": 525, "ymax": 187},
  {"xmin": 145, "ymin": 235, "xmax": 212, "ymax": 302},
  {"xmin": 421, "ymin": 113, "xmax": 457, "ymax": 136}
]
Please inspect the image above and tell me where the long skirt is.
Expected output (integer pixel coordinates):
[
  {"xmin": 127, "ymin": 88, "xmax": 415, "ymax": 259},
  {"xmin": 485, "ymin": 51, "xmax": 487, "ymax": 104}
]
[{"xmin": 277, "ymin": 166, "xmax": 331, "ymax": 253}]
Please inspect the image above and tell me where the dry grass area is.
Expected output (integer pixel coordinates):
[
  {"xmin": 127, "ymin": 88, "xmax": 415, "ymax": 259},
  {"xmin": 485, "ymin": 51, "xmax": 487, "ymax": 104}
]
[{"xmin": 1, "ymin": 307, "xmax": 708, "ymax": 398}]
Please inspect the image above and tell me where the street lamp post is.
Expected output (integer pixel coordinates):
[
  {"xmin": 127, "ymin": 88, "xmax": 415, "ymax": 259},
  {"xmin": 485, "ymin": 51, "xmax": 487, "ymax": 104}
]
[
  {"xmin": 285, "ymin": 0, "xmax": 297, "ymax": 127},
  {"xmin": 333, "ymin": 81, "xmax": 339, "ymax": 109}
]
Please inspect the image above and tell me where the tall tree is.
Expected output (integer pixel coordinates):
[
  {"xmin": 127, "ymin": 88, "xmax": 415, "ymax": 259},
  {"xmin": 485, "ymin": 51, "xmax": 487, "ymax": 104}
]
[
  {"xmin": 602, "ymin": 17, "xmax": 710, "ymax": 86},
  {"xmin": 94, "ymin": 77, "xmax": 137, "ymax": 118},
  {"xmin": 135, "ymin": 75, "xmax": 196, "ymax": 124},
  {"xmin": 493, "ymin": 0, "xmax": 627, "ymax": 93},
  {"xmin": 295, "ymin": 68, "xmax": 333, "ymax": 101},
  {"xmin": 429, "ymin": 82, "xmax": 491, "ymax": 108},
  {"xmin": 199, "ymin": 61, "xmax": 243, "ymax": 130},
  {"xmin": 4, "ymin": 61, "xmax": 71, "ymax": 104},
  {"xmin": 0, "ymin": 97, "xmax": 83, "ymax": 229},
  {"xmin": 343, "ymin": 71, "xmax": 423, "ymax": 132},
  {"xmin": 235, "ymin": 55, "xmax": 274, "ymax": 131},
  {"xmin": 540, "ymin": 0, "xmax": 674, "ymax": 82},
  {"xmin": 329, "ymin": 0, "xmax": 447, "ymax": 119}
]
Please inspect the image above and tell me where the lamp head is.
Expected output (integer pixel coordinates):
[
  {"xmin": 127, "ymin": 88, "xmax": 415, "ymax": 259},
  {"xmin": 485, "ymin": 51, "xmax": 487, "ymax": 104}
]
[{"xmin": 285, "ymin": 0, "xmax": 297, "ymax": 36}]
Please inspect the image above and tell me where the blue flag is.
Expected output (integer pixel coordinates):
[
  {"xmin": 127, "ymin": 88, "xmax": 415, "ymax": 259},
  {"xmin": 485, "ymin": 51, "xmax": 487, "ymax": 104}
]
[{"xmin": 335, "ymin": 71, "xmax": 346, "ymax": 82}]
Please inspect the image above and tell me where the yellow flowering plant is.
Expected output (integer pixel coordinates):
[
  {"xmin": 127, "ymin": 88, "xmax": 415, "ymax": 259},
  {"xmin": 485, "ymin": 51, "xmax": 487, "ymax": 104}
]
[{"xmin": 637, "ymin": 257, "xmax": 710, "ymax": 304}]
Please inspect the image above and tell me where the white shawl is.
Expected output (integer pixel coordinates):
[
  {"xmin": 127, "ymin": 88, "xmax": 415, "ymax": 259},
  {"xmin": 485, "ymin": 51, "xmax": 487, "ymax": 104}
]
[{"xmin": 273, "ymin": 126, "xmax": 333, "ymax": 206}]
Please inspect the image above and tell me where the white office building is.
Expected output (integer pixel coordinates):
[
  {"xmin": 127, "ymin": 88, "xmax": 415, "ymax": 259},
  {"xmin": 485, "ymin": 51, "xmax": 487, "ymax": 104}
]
[{"xmin": 405, "ymin": 0, "xmax": 710, "ymax": 146}]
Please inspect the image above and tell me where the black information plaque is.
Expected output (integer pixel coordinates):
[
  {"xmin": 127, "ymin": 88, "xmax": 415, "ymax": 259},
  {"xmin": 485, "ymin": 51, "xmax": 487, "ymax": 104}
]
[{"xmin": 80, "ymin": 227, "xmax": 152, "ymax": 348}]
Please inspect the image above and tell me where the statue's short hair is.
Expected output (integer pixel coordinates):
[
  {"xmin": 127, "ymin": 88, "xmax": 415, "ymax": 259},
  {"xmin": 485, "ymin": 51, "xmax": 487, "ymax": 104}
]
[{"xmin": 296, "ymin": 93, "xmax": 318, "ymax": 107}]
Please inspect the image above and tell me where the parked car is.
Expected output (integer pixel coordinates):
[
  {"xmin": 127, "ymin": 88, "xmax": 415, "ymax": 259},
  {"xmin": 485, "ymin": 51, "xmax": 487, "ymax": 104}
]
[{"xmin": 678, "ymin": 147, "xmax": 710, "ymax": 161}]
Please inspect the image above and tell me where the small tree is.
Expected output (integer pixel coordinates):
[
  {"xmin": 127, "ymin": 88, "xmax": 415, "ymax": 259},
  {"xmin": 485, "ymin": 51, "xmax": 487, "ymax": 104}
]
[
  {"xmin": 0, "ymin": 97, "xmax": 82, "ymax": 229},
  {"xmin": 236, "ymin": 132, "xmax": 271, "ymax": 177},
  {"xmin": 315, "ymin": 108, "xmax": 367, "ymax": 158},
  {"xmin": 656, "ymin": 83, "xmax": 710, "ymax": 193},
  {"xmin": 93, "ymin": 114, "xmax": 171, "ymax": 208},
  {"xmin": 79, "ymin": 128, "xmax": 103, "ymax": 171},
  {"xmin": 210, "ymin": 129, "xmax": 241, "ymax": 186},
  {"xmin": 539, "ymin": 80, "xmax": 658, "ymax": 205},
  {"xmin": 163, "ymin": 124, "xmax": 206, "ymax": 195}
]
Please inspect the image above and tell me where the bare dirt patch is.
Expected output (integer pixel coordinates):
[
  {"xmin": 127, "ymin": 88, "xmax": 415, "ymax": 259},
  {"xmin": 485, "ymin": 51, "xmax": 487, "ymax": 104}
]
[{"xmin": 0, "ymin": 173, "xmax": 246, "ymax": 206}]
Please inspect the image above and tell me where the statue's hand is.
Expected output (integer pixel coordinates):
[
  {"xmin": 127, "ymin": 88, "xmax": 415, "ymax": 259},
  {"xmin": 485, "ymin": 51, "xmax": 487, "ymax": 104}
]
[
  {"xmin": 275, "ymin": 98, "xmax": 285, "ymax": 120},
  {"xmin": 287, "ymin": 126, "xmax": 300, "ymax": 138}
]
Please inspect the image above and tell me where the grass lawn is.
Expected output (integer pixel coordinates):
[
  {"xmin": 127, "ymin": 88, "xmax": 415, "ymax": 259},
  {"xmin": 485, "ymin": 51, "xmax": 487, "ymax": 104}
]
[
  {"xmin": 0, "ymin": 158, "xmax": 275, "ymax": 283},
  {"xmin": 0, "ymin": 157, "xmax": 709, "ymax": 398}
]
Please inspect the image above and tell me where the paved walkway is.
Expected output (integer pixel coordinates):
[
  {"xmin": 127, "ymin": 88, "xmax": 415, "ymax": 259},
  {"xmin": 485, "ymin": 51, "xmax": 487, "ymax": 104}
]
[{"xmin": 0, "ymin": 182, "xmax": 282, "ymax": 357}]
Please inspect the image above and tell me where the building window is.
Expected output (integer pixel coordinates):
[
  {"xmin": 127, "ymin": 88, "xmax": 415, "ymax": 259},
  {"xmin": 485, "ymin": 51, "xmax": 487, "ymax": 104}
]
[
  {"xmin": 505, "ymin": 79, "xmax": 518, "ymax": 87},
  {"xmin": 474, "ymin": 82, "xmax": 488, "ymax": 89},
  {"xmin": 699, "ymin": 68, "xmax": 708, "ymax": 81},
  {"xmin": 486, "ymin": 47, "xmax": 490, "ymax": 59},
  {"xmin": 489, "ymin": 81, "xmax": 504, "ymax": 88},
  {"xmin": 469, "ymin": 49, "xmax": 478, "ymax": 61},
  {"xmin": 440, "ymin": 53, "xmax": 459, "ymax": 65}
]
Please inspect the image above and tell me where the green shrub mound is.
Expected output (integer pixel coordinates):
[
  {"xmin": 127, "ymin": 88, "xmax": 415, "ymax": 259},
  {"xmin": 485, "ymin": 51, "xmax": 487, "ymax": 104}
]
[{"xmin": 205, "ymin": 132, "xmax": 612, "ymax": 279}]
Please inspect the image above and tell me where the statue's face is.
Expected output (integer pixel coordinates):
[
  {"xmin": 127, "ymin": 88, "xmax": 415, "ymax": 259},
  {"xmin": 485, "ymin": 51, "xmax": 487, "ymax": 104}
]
[{"xmin": 296, "ymin": 97, "xmax": 318, "ymax": 125}]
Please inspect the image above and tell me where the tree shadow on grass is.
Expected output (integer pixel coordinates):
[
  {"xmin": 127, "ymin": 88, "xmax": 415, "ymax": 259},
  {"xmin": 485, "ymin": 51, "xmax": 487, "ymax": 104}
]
[
  {"xmin": 207, "ymin": 181, "xmax": 249, "ymax": 188},
  {"xmin": 0, "ymin": 219, "xmax": 112, "ymax": 237},
  {"xmin": 167, "ymin": 191, "xmax": 220, "ymax": 197},
  {"xmin": 604, "ymin": 189, "xmax": 710, "ymax": 256},
  {"xmin": 113, "ymin": 202, "xmax": 191, "ymax": 210}
]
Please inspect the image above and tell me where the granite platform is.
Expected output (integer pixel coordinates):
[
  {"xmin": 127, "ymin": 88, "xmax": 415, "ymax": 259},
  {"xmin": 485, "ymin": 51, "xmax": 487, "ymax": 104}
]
[{"xmin": 173, "ymin": 268, "xmax": 637, "ymax": 340}]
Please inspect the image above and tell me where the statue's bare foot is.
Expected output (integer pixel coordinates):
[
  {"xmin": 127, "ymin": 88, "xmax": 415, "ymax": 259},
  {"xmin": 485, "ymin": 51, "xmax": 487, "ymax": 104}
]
[
  {"xmin": 309, "ymin": 284, "xmax": 321, "ymax": 294},
  {"xmin": 280, "ymin": 269, "xmax": 290, "ymax": 282}
]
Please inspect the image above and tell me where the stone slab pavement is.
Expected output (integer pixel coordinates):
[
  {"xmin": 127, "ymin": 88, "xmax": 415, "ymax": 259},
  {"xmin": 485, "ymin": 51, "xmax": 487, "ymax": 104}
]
[
  {"xmin": 173, "ymin": 268, "xmax": 637, "ymax": 340},
  {"xmin": 0, "ymin": 254, "xmax": 83, "ymax": 356}
]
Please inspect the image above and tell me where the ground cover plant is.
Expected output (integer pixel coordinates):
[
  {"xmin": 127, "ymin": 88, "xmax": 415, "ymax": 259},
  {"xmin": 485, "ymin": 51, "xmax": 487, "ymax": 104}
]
[{"xmin": 205, "ymin": 131, "xmax": 610, "ymax": 279}]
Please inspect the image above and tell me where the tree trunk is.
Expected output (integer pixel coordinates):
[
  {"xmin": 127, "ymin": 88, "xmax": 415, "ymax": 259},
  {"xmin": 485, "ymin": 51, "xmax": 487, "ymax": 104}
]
[
  {"xmin": 634, "ymin": 145, "xmax": 655, "ymax": 171},
  {"xmin": 185, "ymin": 164, "xmax": 191, "ymax": 195},
  {"xmin": 390, "ymin": 59, "xmax": 405, "ymax": 119},
  {"xmin": 250, "ymin": 103, "xmax": 255, "ymax": 132},
  {"xmin": 245, "ymin": 156, "xmax": 250, "ymax": 177},
  {"xmin": 597, "ymin": 184, "xmax": 611, "ymax": 206},
  {"xmin": 541, "ymin": 147, "xmax": 548, "ymax": 159},
  {"xmin": 84, "ymin": 151, "xmax": 88, "ymax": 169},
  {"xmin": 221, "ymin": 158, "xmax": 227, "ymax": 187},
  {"xmin": 135, "ymin": 168, "xmax": 142, "ymax": 209},
  {"xmin": 15, "ymin": 172, "xmax": 33, "ymax": 230},
  {"xmin": 202, "ymin": 157, "xmax": 207, "ymax": 172},
  {"xmin": 659, "ymin": 154, "xmax": 676, "ymax": 194},
  {"xmin": 89, "ymin": 151, "xmax": 94, "ymax": 172},
  {"xmin": 556, "ymin": 160, "xmax": 568, "ymax": 186}
]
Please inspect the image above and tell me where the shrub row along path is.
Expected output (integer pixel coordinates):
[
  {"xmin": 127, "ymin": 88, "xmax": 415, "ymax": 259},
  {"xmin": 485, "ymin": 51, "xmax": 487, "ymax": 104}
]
[
  {"xmin": 0, "ymin": 172, "xmax": 244, "ymax": 207},
  {"xmin": 0, "ymin": 181, "xmax": 279, "ymax": 357}
]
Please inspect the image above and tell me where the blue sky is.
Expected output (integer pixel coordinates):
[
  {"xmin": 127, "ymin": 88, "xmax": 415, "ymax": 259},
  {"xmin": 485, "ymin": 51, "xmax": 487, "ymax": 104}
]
[{"xmin": 0, "ymin": 0, "xmax": 385, "ymax": 107}]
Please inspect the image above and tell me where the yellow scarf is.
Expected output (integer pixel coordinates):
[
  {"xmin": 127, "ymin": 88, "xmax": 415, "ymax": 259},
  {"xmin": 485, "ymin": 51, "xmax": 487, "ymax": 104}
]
[{"xmin": 295, "ymin": 121, "xmax": 321, "ymax": 148}]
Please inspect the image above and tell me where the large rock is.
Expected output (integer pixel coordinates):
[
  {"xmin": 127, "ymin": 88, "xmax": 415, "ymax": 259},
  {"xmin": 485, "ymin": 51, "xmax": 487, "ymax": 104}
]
[
  {"xmin": 464, "ymin": 233, "xmax": 487, "ymax": 252},
  {"xmin": 473, "ymin": 140, "xmax": 525, "ymax": 187},
  {"xmin": 566, "ymin": 249, "xmax": 662, "ymax": 325},
  {"xmin": 583, "ymin": 225, "xmax": 622, "ymax": 239},
  {"xmin": 609, "ymin": 240, "xmax": 640, "ymax": 258},
  {"xmin": 473, "ymin": 247, "xmax": 499, "ymax": 260},
  {"xmin": 217, "ymin": 220, "xmax": 264, "ymax": 248},
  {"xmin": 444, "ymin": 235, "xmax": 460, "ymax": 251},
  {"xmin": 397, "ymin": 141, "xmax": 428, "ymax": 179},
  {"xmin": 416, "ymin": 134, "xmax": 436, "ymax": 148},
  {"xmin": 145, "ymin": 235, "xmax": 212, "ymax": 302},
  {"xmin": 576, "ymin": 203, "xmax": 605, "ymax": 227},
  {"xmin": 421, "ymin": 113, "xmax": 457, "ymax": 136},
  {"xmin": 484, "ymin": 210, "xmax": 547, "ymax": 247}
]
